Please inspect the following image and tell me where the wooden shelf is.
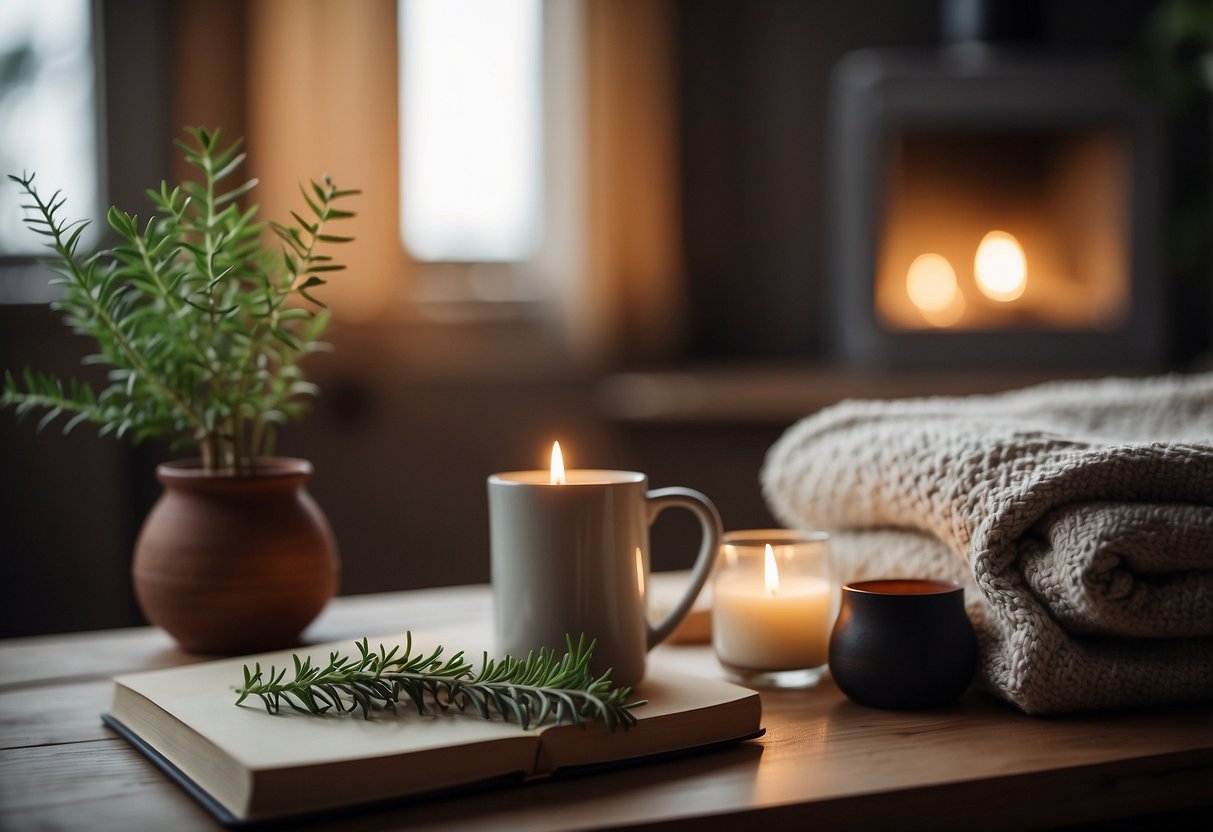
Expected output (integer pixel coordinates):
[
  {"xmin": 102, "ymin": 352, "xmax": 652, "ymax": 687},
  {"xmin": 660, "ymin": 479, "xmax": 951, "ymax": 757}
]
[{"xmin": 595, "ymin": 364, "xmax": 1106, "ymax": 425}]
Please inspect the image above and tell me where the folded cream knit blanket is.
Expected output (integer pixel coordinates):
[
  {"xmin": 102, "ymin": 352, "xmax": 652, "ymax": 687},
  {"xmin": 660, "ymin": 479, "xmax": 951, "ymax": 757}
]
[{"xmin": 761, "ymin": 373, "xmax": 1213, "ymax": 714}]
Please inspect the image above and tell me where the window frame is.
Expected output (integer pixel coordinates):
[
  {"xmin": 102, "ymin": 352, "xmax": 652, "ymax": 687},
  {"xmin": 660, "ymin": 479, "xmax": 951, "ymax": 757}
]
[
  {"xmin": 398, "ymin": 0, "xmax": 585, "ymax": 319},
  {"xmin": 0, "ymin": 0, "xmax": 173, "ymax": 306}
]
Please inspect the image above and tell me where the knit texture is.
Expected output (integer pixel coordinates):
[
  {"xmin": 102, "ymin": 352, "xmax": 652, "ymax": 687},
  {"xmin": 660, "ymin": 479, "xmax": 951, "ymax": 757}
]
[{"xmin": 761, "ymin": 373, "xmax": 1213, "ymax": 714}]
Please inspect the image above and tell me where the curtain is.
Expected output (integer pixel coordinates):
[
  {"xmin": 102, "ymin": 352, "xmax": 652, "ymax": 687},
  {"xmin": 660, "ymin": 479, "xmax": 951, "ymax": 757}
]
[{"xmin": 172, "ymin": 0, "xmax": 685, "ymax": 362}]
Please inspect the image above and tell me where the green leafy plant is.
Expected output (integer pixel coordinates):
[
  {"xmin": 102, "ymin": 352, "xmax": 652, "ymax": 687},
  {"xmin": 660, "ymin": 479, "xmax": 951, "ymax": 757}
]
[
  {"xmin": 1138, "ymin": 0, "xmax": 1213, "ymax": 110},
  {"xmin": 2, "ymin": 127, "xmax": 358, "ymax": 472},
  {"xmin": 235, "ymin": 632, "xmax": 645, "ymax": 732}
]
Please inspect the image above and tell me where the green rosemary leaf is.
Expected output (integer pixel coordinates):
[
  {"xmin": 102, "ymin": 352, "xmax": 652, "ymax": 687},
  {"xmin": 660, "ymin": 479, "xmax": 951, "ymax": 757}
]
[
  {"xmin": 213, "ymin": 153, "xmax": 248, "ymax": 184},
  {"xmin": 299, "ymin": 184, "xmax": 322, "ymax": 218},
  {"xmin": 290, "ymin": 211, "xmax": 316, "ymax": 234},
  {"xmin": 533, "ymin": 691, "xmax": 552, "ymax": 726}
]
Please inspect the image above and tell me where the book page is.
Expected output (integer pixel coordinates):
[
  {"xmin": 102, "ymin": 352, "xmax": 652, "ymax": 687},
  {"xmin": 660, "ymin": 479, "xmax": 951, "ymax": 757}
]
[
  {"xmin": 114, "ymin": 633, "xmax": 539, "ymax": 771},
  {"xmin": 111, "ymin": 633, "xmax": 543, "ymax": 818},
  {"xmin": 109, "ymin": 633, "xmax": 761, "ymax": 820},
  {"xmin": 533, "ymin": 670, "xmax": 762, "ymax": 773}
]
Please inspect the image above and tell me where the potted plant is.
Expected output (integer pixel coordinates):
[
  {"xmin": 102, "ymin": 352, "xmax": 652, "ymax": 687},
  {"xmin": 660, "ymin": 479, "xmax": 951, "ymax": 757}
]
[{"xmin": 3, "ymin": 127, "xmax": 357, "ymax": 654}]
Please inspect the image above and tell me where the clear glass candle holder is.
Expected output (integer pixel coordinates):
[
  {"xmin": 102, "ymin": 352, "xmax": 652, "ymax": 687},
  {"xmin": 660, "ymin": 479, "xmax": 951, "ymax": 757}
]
[{"xmin": 712, "ymin": 529, "xmax": 833, "ymax": 689}]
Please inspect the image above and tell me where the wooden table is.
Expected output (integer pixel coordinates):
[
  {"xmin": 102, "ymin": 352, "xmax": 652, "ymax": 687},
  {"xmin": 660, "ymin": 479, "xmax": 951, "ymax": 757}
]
[{"xmin": 2, "ymin": 585, "xmax": 1211, "ymax": 831}]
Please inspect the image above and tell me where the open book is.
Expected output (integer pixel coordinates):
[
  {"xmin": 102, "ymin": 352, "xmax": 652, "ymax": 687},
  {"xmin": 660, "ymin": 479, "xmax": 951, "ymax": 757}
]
[{"xmin": 104, "ymin": 634, "xmax": 763, "ymax": 825}]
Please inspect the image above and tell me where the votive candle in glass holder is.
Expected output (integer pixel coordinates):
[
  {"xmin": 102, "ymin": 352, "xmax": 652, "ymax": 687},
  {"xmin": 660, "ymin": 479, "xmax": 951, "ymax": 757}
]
[{"xmin": 712, "ymin": 529, "xmax": 834, "ymax": 689}]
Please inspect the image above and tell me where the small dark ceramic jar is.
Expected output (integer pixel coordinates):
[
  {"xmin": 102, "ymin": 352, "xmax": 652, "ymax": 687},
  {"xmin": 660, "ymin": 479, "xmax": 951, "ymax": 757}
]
[{"xmin": 828, "ymin": 579, "xmax": 977, "ymax": 710}]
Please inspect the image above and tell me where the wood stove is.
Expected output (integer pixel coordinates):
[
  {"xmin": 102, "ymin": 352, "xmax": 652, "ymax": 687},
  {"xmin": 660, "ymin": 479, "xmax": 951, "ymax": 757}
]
[{"xmin": 830, "ymin": 24, "xmax": 1166, "ymax": 368}]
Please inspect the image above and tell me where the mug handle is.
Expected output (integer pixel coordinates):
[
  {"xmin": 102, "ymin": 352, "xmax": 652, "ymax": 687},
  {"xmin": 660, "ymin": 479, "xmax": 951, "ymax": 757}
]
[{"xmin": 644, "ymin": 487, "xmax": 723, "ymax": 649}]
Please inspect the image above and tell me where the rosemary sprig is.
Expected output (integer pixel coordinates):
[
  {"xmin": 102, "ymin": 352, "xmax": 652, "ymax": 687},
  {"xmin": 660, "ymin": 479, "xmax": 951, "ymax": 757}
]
[{"xmin": 234, "ymin": 633, "xmax": 645, "ymax": 732}]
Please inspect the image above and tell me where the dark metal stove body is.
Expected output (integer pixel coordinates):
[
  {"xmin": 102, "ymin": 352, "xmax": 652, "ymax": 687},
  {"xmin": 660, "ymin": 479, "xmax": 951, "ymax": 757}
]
[{"xmin": 830, "ymin": 44, "xmax": 1166, "ymax": 369}]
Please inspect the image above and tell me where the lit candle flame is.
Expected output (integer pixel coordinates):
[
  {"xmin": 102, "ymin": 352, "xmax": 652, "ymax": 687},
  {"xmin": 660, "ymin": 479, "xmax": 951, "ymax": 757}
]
[
  {"xmin": 764, "ymin": 543, "xmax": 780, "ymax": 596},
  {"xmin": 550, "ymin": 441, "xmax": 566, "ymax": 485},
  {"xmin": 974, "ymin": 230, "xmax": 1027, "ymax": 302}
]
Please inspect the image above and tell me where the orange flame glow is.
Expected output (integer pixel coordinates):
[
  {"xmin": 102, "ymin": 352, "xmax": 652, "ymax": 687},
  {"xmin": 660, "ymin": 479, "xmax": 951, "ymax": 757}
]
[
  {"xmin": 974, "ymin": 230, "xmax": 1027, "ymax": 302},
  {"xmin": 550, "ymin": 441, "xmax": 566, "ymax": 485},
  {"xmin": 764, "ymin": 544, "xmax": 780, "ymax": 596}
]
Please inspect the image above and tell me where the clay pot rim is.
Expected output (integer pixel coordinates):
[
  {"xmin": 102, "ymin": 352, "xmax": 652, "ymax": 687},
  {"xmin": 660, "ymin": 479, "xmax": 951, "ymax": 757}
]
[
  {"xmin": 844, "ymin": 579, "xmax": 963, "ymax": 596},
  {"xmin": 156, "ymin": 457, "xmax": 314, "ymax": 481}
]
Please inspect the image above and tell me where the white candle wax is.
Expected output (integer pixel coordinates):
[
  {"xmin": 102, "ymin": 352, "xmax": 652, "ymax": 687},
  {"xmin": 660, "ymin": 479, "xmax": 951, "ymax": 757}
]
[{"xmin": 713, "ymin": 573, "xmax": 832, "ymax": 671}]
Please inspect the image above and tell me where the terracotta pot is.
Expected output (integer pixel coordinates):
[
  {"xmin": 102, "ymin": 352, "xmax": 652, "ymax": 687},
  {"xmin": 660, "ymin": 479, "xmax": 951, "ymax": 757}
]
[
  {"xmin": 132, "ymin": 458, "xmax": 339, "ymax": 654},
  {"xmin": 828, "ymin": 579, "xmax": 977, "ymax": 710}
]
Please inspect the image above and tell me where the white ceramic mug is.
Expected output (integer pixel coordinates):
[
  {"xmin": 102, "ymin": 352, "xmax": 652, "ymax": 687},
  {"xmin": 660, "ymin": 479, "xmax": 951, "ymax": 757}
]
[{"xmin": 488, "ymin": 470, "xmax": 722, "ymax": 686}]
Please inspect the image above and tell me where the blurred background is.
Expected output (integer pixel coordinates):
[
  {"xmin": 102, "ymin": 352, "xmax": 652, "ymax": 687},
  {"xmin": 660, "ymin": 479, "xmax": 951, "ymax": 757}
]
[{"xmin": 2, "ymin": 0, "xmax": 1210, "ymax": 636}]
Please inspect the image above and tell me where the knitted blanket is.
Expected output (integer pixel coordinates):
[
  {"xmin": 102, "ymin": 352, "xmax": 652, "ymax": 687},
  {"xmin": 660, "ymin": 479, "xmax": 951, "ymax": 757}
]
[{"xmin": 761, "ymin": 373, "xmax": 1213, "ymax": 714}]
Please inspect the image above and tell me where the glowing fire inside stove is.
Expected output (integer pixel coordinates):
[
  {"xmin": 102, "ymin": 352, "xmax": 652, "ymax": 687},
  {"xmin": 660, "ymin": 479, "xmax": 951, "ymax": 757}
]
[
  {"xmin": 904, "ymin": 231, "xmax": 1032, "ymax": 326},
  {"xmin": 905, "ymin": 253, "xmax": 964, "ymax": 327},
  {"xmin": 876, "ymin": 132, "xmax": 1131, "ymax": 334},
  {"xmin": 973, "ymin": 230, "xmax": 1027, "ymax": 302}
]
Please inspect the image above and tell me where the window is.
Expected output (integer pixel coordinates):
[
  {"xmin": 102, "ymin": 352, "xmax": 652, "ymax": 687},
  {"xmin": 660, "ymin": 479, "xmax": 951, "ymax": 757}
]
[
  {"xmin": 398, "ymin": 0, "xmax": 578, "ymax": 308},
  {"xmin": 0, "ymin": 0, "xmax": 101, "ymax": 306},
  {"xmin": 399, "ymin": 0, "xmax": 543, "ymax": 263},
  {"xmin": 0, "ymin": 0, "xmax": 100, "ymax": 259}
]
